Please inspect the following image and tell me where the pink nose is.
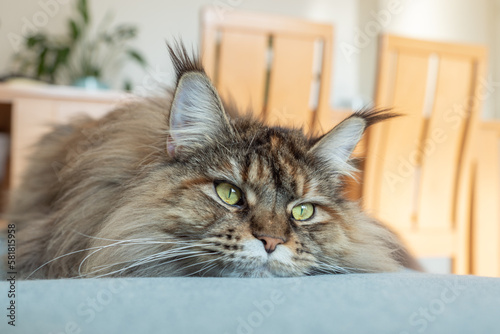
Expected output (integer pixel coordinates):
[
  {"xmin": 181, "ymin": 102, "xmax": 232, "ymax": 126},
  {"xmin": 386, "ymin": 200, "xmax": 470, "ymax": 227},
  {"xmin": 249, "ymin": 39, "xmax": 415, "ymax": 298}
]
[{"xmin": 256, "ymin": 236, "xmax": 284, "ymax": 253}]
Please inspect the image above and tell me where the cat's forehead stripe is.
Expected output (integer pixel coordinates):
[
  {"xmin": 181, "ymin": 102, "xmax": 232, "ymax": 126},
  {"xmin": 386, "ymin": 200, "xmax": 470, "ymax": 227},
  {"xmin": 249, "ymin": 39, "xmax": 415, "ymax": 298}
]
[
  {"xmin": 229, "ymin": 158, "xmax": 243, "ymax": 184},
  {"xmin": 270, "ymin": 134, "xmax": 281, "ymax": 148},
  {"xmin": 247, "ymin": 154, "xmax": 261, "ymax": 181},
  {"xmin": 295, "ymin": 174, "xmax": 305, "ymax": 197},
  {"xmin": 180, "ymin": 177, "xmax": 212, "ymax": 189}
]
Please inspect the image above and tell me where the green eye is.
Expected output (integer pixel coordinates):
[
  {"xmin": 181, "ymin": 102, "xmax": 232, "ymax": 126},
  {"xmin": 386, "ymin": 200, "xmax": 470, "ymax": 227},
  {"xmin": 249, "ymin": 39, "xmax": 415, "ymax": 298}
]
[
  {"xmin": 215, "ymin": 182, "xmax": 243, "ymax": 206},
  {"xmin": 292, "ymin": 203, "xmax": 315, "ymax": 221}
]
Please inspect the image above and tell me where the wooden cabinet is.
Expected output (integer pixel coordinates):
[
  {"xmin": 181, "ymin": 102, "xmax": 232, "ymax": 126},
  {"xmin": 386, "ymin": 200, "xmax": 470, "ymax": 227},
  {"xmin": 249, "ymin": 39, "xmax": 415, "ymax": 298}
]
[{"xmin": 0, "ymin": 84, "xmax": 124, "ymax": 227}]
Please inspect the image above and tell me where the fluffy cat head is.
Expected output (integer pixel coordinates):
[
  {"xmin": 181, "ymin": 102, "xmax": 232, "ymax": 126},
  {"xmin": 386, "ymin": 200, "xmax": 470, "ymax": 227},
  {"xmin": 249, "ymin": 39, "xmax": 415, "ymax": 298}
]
[{"xmin": 71, "ymin": 43, "xmax": 405, "ymax": 278}]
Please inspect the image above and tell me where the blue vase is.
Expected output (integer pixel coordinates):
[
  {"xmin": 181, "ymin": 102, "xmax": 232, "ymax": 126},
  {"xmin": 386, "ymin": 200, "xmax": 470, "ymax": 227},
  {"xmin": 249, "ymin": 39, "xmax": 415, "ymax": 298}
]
[{"xmin": 73, "ymin": 76, "xmax": 109, "ymax": 90}]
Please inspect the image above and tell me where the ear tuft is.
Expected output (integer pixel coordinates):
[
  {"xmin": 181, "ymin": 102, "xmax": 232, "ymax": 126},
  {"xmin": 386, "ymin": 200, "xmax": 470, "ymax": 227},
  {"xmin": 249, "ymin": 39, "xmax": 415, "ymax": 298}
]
[
  {"xmin": 351, "ymin": 108, "xmax": 401, "ymax": 127},
  {"xmin": 167, "ymin": 41, "xmax": 205, "ymax": 81}
]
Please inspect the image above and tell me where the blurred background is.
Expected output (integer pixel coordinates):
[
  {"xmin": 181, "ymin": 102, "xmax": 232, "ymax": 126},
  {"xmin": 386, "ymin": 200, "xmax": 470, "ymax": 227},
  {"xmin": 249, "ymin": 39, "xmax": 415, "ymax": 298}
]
[
  {"xmin": 1, "ymin": 0, "xmax": 500, "ymax": 117},
  {"xmin": 0, "ymin": 0, "xmax": 499, "ymax": 277}
]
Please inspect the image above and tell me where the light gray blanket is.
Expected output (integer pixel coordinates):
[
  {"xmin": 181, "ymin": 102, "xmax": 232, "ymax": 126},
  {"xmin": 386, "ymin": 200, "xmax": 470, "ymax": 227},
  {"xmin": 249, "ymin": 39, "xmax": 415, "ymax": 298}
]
[{"xmin": 1, "ymin": 272, "xmax": 499, "ymax": 334}]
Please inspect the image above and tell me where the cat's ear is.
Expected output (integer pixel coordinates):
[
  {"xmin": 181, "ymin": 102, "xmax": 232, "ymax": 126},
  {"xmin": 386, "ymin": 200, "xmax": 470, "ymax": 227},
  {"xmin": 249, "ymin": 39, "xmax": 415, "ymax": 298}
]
[
  {"xmin": 310, "ymin": 109, "xmax": 398, "ymax": 175},
  {"xmin": 167, "ymin": 44, "xmax": 233, "ymax": 157}
]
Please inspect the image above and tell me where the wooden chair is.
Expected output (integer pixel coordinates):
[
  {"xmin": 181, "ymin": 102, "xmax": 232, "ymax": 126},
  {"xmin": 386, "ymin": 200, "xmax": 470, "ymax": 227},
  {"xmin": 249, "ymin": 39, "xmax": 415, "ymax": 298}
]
[
  {"xmin": 200, "ymin": 7, "xmax": 333, "ymax": 134},
  {"xmin": 472, "ymin": 121, "xmax": 500, "ymax": 276},
  {"xmin": 362, "ymin": 35, "xmax": 488, "ymax": 274}
]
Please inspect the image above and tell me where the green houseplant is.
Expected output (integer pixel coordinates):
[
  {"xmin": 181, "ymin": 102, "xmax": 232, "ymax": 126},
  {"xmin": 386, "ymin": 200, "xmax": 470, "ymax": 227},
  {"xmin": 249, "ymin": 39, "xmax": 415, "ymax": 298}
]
[{"xmin": 12, "ymin": 0, "xmax": 146, "ymax": 90}]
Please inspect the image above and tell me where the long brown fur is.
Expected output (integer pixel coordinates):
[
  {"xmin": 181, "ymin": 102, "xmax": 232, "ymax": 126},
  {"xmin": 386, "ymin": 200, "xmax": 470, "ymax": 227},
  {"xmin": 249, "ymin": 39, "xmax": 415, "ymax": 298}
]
[{"xmin": 4, "ymin": 44, "xmax": 419, "ymax": 279}]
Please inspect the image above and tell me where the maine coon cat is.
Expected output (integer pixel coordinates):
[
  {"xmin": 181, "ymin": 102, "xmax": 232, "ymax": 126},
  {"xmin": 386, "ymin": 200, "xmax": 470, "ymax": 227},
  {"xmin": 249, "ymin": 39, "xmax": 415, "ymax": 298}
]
[{"xmin": 6, "ymin": 44, "xmax": 419, "ymax": 279}]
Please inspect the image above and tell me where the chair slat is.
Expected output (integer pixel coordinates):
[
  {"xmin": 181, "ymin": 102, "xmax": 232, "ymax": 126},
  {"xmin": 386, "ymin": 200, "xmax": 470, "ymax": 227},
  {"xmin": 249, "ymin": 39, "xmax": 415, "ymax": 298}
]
[
  {"xmin": 418, "ymin": 57, "xmax": 474, "ymax": 230},
  {"xmin": 266, "ymin": 36, "xmax": 316, "ymax": 131},
  {"xmin": 375, "ymin": 52, "xmax": 429, "ymax": 230},
  {"xmin": 472, "ymin": 124, "xmax": 500, "ymax": 276},
  {"xmin": 217, "ymin": 30, "xmax": 269, "ymax": 114}
]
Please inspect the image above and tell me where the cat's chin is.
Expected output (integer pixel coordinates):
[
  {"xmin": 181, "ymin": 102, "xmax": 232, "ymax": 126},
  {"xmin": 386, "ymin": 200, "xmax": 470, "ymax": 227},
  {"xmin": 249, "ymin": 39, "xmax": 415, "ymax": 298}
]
[{"xmin": 215, "ymin": 239, "xmax": 302, "ymax": 277}]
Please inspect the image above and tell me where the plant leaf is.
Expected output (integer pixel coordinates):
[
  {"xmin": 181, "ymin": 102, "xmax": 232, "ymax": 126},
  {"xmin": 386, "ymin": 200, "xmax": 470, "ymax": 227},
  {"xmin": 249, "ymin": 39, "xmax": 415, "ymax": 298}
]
[
  {"xmin": 69, "ymin": 19, "xmax": 80, "ymax": 41},
  {"xmin": 51, "ymin": 47, "xmax": 70, "ymax": 77},
  {"xmin": 114, "ymin": 25, "xmax": 137, "ymax": 41},
  {"xmin": 77, "ymin": 0, "xmax": 89, "ymax": 24},
  {"xmin": 26, "ymin": 34, "xmax": 44, "ymax": 48},
  {"xmin": 123, "ymin": 79, "xmax": 132, "ymax": 92},
  {"xmin": 126, "ymin": 49, "xmax": 146, "ymax": 67},
  {"xmin": 91, "ymin": 67, "xmax": 101, "ymax": 78},
  {"xmin": 60, "ymin": 47, "xmax": 70, "ymax": 64},
  {"xmin": 37, "ymin": 48, "xmax": 48, "ymax": 79}
]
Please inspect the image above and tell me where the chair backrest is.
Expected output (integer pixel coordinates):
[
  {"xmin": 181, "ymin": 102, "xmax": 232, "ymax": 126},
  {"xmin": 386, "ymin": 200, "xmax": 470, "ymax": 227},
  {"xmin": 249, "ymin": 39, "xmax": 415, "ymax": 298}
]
[
  {"xmin": 200, "ymin": 7, "xmax": 333, "ymax": 134},
  {"xmin": 472, "ymin": 121, "xmax": 500, "ymax": 277},
  {"xmin": 363, "ymin": 35, "xmax": 488, "ymax": 274}
]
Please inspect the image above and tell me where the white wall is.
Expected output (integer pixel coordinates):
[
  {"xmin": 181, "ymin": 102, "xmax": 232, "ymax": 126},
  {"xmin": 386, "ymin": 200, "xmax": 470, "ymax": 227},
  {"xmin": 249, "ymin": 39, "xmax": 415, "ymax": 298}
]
[
  {"xmin": 1, "ymin": 0, "xmax": 499, "ymax": 118},
  {"xmin": 356, "ymin": 0, "xmax": 498, "ymax": 118},
  {"xmin": 489, "ymin": 0, "xmax": 500, "ymax": 120},
  {"xmin": 379, "ymin": 0, "xmax": 491, "ymax": 43},
  {"xmin": 0, "ymin": 0, "xmax": 359, "ymax": 109}
]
